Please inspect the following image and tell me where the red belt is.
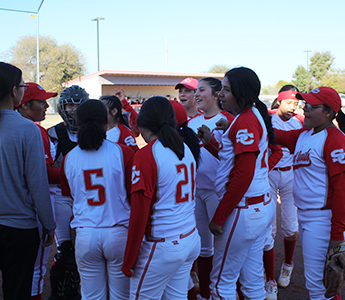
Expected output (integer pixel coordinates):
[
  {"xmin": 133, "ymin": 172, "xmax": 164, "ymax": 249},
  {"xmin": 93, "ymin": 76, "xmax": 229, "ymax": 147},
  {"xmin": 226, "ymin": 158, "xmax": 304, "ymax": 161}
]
[
  {"xmin": 273, "ymin": 166, "xmax": 291, "ymax": 172},
  {"xmin": 146, "ymin": 227, "xmax": 196, "ymax": 243},
  {"xmin": 246, "ymin": 195, "xmax": 265, "ymax": 205}
]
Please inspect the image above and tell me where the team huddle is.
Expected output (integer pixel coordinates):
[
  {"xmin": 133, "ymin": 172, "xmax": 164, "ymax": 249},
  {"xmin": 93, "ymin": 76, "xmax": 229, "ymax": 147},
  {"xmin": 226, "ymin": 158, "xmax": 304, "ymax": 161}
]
[{"xmin": 1, "ymin": 61, "xmax": 345, "ymax": 300}]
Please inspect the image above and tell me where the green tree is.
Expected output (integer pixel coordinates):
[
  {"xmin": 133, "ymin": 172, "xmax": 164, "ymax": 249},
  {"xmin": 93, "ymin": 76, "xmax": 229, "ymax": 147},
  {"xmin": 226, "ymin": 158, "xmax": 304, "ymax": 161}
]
[
  {"xmin": 310, "ymin": 51, "xmax": 334, "ymax": 83},
  {"xmin": 292, "ymin": 65, "xmax": 310, "ymax": 92},
  {"xmin": 321, "ymin": 69, "xmax": 345, "ymax": 94},
  {"xmin": 276, "ymin": 80, "xmax": 294, "ymax": 92},
  {"xmin": 207, "ymin": 64, "xmax": 229, "ymax": 73},
  {"xmin": 2, "ymin": 35, "xmax": 86, "ymax": 94}
]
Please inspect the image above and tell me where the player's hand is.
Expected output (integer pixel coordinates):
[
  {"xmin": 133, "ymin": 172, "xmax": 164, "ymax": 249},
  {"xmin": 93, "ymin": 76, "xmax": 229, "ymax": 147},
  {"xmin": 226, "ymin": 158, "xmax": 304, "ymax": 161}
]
[
  {"xmin": 197, "ymin": 125, "xmax": 212, "ymax": 145},
  {"xmin": 209, "ymin": 221, "xmax": 224, "ymax": 236},
  {"xmin": 122, "ymin": 266, "xmax": 134, "ymax": 277},
  {"xmin": 115, "ymin": 88, "xmax": 126, "ymax": 101},
  {"xmin": 42, "ymin": 233, "xmax": 54, "ymax": 247},
  {"xmin": 215, "ymin": 118, "xmax": 229, "ymax": 131}
]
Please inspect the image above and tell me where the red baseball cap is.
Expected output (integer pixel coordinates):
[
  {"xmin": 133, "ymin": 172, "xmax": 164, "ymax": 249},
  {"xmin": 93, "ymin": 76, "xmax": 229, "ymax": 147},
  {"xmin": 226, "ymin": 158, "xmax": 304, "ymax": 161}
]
[
  {"xmin": 296, "ymin": 87, "xmax": 341, "ymax": 113},
  {"xmin": 16, "ymin": 82, "xmax": 57, "ymax": 108},
  {"xmin": 169, "ymin": 100, "xmax": 187, "ymax": 127},
  {"xmin": 175, "ymin": 77, "xmax": 199, "ymax": 90}
]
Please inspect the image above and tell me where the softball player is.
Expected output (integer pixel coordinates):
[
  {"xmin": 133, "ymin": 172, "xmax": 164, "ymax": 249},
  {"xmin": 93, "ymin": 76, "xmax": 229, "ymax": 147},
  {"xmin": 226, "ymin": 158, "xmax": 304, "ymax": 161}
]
[
  {"xmin": 47, "ymin": 85, "xmax": 89, "ymax": 300},
  {"xmin": 15, "ymin": 83, "xmax": 59, "ymax": 300},
  {"xmin": 61, "ymin": 100, "xmax": 134, "ymax": 300},
  {"xmin": 275, "ymin": 87, "xmax": 345, "ymax": 300},
  {"xmin": 122, "ymin": 96, "xmax": 201, "ymax": 300},
  {"xmin": 188, "ymin": 77, "xmax": 233, "ymax": 300},
  {"xmin": 263, "ymin": 85, "xmax": 304, "ymax": 299},
  {"xmin": 175, "ymin": 77, "xmax": 202, "ymax": 119},
  {"xmin": 201, "ymin": 67, "xmax": 275, "ymax": 299},
  {"xmin": 100, "ymin": 95, "xmax": 139, "ymax": 152}
]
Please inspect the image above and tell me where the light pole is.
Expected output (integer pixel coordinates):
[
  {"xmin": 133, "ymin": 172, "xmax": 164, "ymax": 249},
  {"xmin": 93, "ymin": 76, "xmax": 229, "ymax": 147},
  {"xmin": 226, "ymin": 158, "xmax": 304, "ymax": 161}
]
[
  {"xmin": 304, "ymin": 50, "xmax": 312, "ymax": 92},
  {"xmin": 91, "ymin": 17, "xmax": 105, "ymax": 71}
]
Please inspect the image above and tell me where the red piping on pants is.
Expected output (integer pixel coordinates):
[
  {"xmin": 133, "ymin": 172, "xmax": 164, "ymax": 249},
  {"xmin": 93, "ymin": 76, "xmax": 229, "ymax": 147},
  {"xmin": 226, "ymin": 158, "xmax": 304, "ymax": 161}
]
[{"xmin": 215, "ymin": 209, "xmax": 241, "ymax": 299}]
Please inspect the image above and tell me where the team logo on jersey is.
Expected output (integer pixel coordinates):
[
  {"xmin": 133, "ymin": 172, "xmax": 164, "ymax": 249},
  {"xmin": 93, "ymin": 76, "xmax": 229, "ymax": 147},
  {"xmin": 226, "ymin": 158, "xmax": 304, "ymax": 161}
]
[
  {"xmin": 236, "ymin": 129, "xmax": 254, "ymax": 145},
  {"xmin": 124, "ymin": 136, "xmax": 137, "ymax": 147},
  {"xmin": 132, "ymin": 165, "xmax": 140, "ymax": 184},
  {"xmin": 331, "ymin": 149, "xmax": 345, "ymax": 164},
  {"xmin": 293, "ymin": 149, "xmax": 312, "ymax": 169}
]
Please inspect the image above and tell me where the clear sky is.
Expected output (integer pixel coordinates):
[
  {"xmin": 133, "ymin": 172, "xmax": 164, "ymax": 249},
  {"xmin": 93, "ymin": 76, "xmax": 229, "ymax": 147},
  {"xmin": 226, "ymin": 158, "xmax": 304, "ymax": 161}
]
[{"xmin": 0, "ymin": 0, "xmax": 344, "ymax": 84}]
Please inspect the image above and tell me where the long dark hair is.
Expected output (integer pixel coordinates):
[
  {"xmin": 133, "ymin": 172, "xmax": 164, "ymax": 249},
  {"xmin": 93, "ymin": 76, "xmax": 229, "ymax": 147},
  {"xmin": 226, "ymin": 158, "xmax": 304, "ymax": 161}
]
[
  {"xmin": 0, "ymin": 62, "xmax": 22, "ymax": 119},
  {"xmin": 76, "ymin": 100, "xmax": 107, "ymax": 150},
  {"xmin": 224, "ymin": 67, "xmax": 275, "ymax": 144},
  {"xmin": 137, "ymin": 96, "xmax": 185, "ymax": 160},
  {"xmin": 99, "ymin": 95, "xmax": 130, "ymax": 128}
]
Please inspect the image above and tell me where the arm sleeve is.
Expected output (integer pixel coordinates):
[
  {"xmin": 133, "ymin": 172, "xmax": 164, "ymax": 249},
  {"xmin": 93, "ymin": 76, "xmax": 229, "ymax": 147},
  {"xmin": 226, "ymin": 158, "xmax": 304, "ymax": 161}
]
[
  {"xmin": 122, "ymin": 190, "xmax": 151, "ymax": 277},
  {"xmin": 274, "ymin": 128, "xmax": 304, "ymax": 154},
  {"xmin": 121, "ymin": 99, "xmax": 140, "ymax": 137},
  {"xmin": 25, "ymin": 127, "xmax": 56, "ymax": 235},
  {"xmin": 268, "ymin": 143, "xmax": 283, "ymax": 171},
  {"xmin": 204, "ymin": 137, "xmax": 219, "ymax": 159},
  {"xmin": 212, "ymin": 151, "xmax": 257, "ymax": 226},
  {"xmin": 329, "ymin": 172, "xmax": 345, "ymax": 240},
  {"xmin": 60, "ymin": 155, "xmax": 72, "ymax": 197}
]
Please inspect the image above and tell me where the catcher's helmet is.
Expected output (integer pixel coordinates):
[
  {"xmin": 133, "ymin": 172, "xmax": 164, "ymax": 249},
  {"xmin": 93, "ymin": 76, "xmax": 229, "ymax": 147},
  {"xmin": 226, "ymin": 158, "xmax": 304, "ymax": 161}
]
[{"xmin": 57, "ymin": 85, "xmax": 89, "ymax": 133}]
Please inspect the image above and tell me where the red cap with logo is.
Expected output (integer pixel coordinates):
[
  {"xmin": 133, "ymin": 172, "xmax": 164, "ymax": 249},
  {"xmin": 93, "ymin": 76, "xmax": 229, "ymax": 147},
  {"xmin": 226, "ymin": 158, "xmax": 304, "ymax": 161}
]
[
  {"xmin": 175, "ymin": 77, "xmax": 199, "ymax": 90},
  {"xmin": 16, "ymin": 82, "xmax": 57, "ymax": 108},
  {"xmin": 169, "ymin": 100, "xmax": 187, "ymax": 127},
  {"xmin": 296, "ymin": 87, "xmax": 341, "ymax": 113}
]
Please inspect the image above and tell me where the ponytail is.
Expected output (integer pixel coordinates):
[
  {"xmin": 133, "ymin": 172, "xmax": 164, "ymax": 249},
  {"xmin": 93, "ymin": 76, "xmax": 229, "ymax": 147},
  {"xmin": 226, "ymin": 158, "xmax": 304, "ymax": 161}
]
[
  {"xmin": 137, "ymin": 96, "xmax": 185, "ymax": 160},
  {"xmin": 76, "ymin": 100, "xmax": 107, "ymax": 150},
  {"xmin": 336, "ymin": 110, "xmax": 345, "ymax": 134},
  {"xmin": 177, "ymin": 122, "xmax": 200, "ymax": 167},
  {"xmin": 254, "ymin": 99, "xmax": 276, "ymax": 144}
]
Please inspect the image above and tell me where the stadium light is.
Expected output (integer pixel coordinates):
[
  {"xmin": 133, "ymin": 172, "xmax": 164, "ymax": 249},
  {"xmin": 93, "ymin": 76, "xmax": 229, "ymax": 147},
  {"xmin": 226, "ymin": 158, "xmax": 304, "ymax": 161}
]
[{"xmin": 91, "ymin": 17, "xmax": 105, "ymax": 72}]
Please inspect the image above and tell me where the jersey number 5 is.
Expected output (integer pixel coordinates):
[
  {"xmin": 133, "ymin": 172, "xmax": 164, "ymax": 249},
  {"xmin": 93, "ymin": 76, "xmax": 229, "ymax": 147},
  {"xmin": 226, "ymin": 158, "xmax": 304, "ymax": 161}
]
[
  {"xmin": 84, "ymin": 169, "xmax": 106, "ymax": 206},
  {"xmin": 176, "ymin": 163, "xmax": 195, "ymax": 204}
]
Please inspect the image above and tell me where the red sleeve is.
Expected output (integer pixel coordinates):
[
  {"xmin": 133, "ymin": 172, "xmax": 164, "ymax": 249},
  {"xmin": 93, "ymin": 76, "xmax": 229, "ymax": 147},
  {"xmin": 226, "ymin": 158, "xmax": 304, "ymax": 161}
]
[
  {"xmin": 329, "ymin": 172, "xmax": 345, "ymax": 240},
  {"xmin": 122, "ymin": 190, "xmax": 151, "ymax": 277},
  {"xmin": 212, "ymin": 152, "xmax": 257, "ymax": 226},
  {"xmin": 38, "ymin": 125, "xmax": 60, "ymax": 184},
  {"xmin": 118, "ymin": 144, "xmax": 135, "ymax": 204},
  {"xmin": 274, "ymin": 128, "xmax": 306, "ymax": 154},
  {"xmin": 204, "ymin": 137, "xmax": 219, "ymax": 159},
  {"xmin": 268, "ymin": 143, "xmax": 283, "ymax": 171},
  {"xmin": 323, "ymin": 128, "xmax": 345, "ymax": 240},
  {"xmin": 60, "ymin": 155, "xmax": 72, "ymax": 197},
  {"xmin": 118, "ymin": 124, "xmax": 139, "ymax": 152},
  {"xmin": 121, "ymin": 99, "xmax": 140, "ymax": 137}
]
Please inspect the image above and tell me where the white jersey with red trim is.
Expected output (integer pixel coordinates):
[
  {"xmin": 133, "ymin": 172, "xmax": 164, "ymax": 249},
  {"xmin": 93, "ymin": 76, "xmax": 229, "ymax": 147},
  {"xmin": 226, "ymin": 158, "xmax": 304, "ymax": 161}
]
[
  {"xmin": 293, "ymin": 127, "xmax": 345, "ymax": 210},
  {"xmin": 215, "ymin": 107, "xmax": 270, "ymax": 203},
  {"xmin": 271, "ymin": 113, "xmax": 303, "ymax": 168},
  {"xmin": 61, "ymin": 140, "xmax": 131, "ymax": 228},
  {"xmin": 107, "ymin": 124, "xmax": 138, "ymax": 152},
  {"xmin": 131, "ymin": 140, "xmax": 196, "ymax": 238},
  {"xmin": 188, "ymin": 111, "xmax": 234, "ymax": 190}
]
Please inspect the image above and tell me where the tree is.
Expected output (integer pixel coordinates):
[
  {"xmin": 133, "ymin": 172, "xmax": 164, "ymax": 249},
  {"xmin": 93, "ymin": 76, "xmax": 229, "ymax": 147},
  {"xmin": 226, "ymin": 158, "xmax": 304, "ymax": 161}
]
[
  {"xmin": 321, "ymin": 69, "xmax": 345, "ymax": 94},
  {"xmin": 2, "ymin": 35, "xmax": 86, "ymax": 94},
  {"xmin": 207, "ymin": 64, "xmax": 229, "ymax": 73},
  {"xmin": 309, "ymin": 51, "xmax": 334, "ymax": 83},
  {"xmin": 292, "ymin": 65, "xmax": 310, "ymax": 93}
]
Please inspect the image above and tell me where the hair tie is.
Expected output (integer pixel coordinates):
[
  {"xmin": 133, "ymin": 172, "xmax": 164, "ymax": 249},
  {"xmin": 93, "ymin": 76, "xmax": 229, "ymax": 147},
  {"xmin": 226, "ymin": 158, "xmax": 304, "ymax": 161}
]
[{"xmin": 161, "ymin": 122, "xmax": 168, "ymax": 127}]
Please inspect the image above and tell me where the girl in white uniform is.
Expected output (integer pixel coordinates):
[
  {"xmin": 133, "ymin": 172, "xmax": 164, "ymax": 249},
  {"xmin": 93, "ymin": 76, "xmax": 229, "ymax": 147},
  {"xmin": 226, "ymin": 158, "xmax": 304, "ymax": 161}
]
[
  {"xmin": 61, "ymin": 100, "xmax": 134, "ymax": 300},
  {"xmin": 188, "ymin": 78, "xmax": 233, "ymax": 300},
  {"xmin": 122, "ymin": 96, "xmax": 201, "ymax": 300},
  {"xmin": 274, "ymin": 87, "xmax": 345, "ymax": 300},
  {"xmin": 200, "ymin": 67, "xmax": 276, "ymax": 299},
  {"xmin": 100, "ymin": 95, "xmax": 139, "ymax": 152}
]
